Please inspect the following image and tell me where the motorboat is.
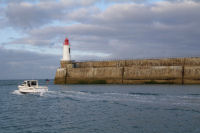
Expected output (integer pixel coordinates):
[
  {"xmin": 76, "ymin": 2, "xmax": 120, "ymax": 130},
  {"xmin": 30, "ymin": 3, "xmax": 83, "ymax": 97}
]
[{"xmin": 18, "ymin": 80, "xmax": 48, "ymax": 94}]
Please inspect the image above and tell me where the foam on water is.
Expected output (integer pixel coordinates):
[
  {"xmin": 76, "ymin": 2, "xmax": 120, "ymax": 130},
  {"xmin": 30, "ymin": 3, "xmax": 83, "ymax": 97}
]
[
  {"xmin": 11, "ymin": 88, "xmax": 200, "ymax": 107},
  {"xmin": 12, "ymin": 90, "xmax": 23, "ymax": 95},
  {"xmin": 12, "ymin": 89, "xmax": 48, "ymax": 96},
  {"xmin": 38, "ymin": 90, "xmax": 200, "ymax": 107}
]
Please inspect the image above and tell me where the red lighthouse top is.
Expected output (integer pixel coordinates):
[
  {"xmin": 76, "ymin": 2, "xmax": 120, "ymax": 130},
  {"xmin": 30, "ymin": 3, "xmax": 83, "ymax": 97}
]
[{"xmin": 64, "ymin": 38, "xmax": 69, "ymax": 45}]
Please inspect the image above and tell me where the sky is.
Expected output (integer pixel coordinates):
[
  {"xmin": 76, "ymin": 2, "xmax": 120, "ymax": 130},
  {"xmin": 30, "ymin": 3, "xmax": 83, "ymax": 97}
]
[{"xmin": 0, "ymin": 0, "xmax": 200, "ymax": 79}]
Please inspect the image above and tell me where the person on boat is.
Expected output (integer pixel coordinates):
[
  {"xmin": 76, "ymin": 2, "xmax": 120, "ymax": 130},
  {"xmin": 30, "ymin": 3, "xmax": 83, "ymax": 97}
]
[
  {"xmin": 45, "ymin": 79, "xmax": 50, "ymax": 85},
  {"xmin": 27, "ymin": 81, "xmax": 31, "ymax": 87}
]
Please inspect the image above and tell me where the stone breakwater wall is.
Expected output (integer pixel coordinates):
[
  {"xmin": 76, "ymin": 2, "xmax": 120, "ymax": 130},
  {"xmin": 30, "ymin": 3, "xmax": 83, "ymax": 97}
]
[{"xmin": 54, "ymin": 57, "xmax": 200, "ymax": 84}]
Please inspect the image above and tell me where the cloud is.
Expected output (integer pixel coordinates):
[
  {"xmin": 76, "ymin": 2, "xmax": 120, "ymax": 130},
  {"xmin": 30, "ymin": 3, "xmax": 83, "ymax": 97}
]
[
  {"xmin": 5, "ymin": 1, "xmax": 200, "ymax": 57},
  {"xmin": 3, "ymin": 0, "xmax": 97, "ymax": 29},
  {"xmin": 0, "ymin": 46, "xmax": 110, "ymax": 79},
  {"xmin": 0, "ymin": 47, "xmax": 60, "ymax": 79},
  {"xmin": 0, "ymin": 0, "xmax": 200, "ymax": 79},
  {"xmin": 167, "ymin": 0, "xmax": 200, "ymax": 2}
]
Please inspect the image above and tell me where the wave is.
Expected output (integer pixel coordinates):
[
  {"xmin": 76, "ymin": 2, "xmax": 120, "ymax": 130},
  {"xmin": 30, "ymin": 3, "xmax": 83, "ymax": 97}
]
[
  {"xmin": 11, "ymin": 89, "xmax": 48, "ymax": 96},
  {"xmin": 12, "ymin": 90, "xmax": 23, "ymax": 95},
  {"xmin": 38, "ymin": 90, "xmax": 160, "ymax": 104},
  {"xmin": 128, "ymin": 92, "xmax": 160, "ymax": 96},
  {"xmin": 188, "ymin": 94, "xmax": 200, "ymax": 96},
  {"xmin": 165, "ymin": 108, "xmax": 200, "ymax": 114},
  {"xmin": 11, "ymin": 89, "xmax": 200, "ymax": 106}
]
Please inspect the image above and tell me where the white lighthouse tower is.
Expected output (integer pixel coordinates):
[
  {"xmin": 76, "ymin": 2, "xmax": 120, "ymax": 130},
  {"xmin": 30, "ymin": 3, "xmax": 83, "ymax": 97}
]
[{"xmin": 62, "ymin": 37, "xmax": 71, "ymax": 61}]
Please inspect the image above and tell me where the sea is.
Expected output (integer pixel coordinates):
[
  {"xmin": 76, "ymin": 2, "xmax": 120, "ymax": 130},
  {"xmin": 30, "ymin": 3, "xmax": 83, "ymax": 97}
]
[{"xmin": 0, "ymin": 80, "xmax": 200, "ymax": 133}]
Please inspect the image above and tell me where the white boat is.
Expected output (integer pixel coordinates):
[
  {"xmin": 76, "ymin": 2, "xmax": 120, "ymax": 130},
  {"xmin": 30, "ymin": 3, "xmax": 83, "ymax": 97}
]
[{"xmin": 18, "ymin": 80, "xmax": 48, "ymax": 94}]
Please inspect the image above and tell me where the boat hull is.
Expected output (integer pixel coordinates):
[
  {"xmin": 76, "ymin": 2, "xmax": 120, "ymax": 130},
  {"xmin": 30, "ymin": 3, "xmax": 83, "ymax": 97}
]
[{"xmin": 18, "ymin": 86, "xmax": 48, "ymax": 94}]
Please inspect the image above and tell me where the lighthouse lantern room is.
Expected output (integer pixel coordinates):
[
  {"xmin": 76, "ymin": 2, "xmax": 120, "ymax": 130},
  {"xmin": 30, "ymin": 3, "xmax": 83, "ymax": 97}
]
[{"xmin": 62, "ymin": 37, "xmax": 71, "ymax": 61}]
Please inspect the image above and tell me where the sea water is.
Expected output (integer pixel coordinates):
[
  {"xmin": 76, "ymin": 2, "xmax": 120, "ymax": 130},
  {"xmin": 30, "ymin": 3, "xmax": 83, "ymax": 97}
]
[{"xmin": 0, "ymin": 80, "xmax": 200, "ymax": 133}]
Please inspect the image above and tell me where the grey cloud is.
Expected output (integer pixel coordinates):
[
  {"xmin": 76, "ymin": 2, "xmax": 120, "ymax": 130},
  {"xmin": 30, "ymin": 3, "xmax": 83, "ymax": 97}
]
[
  {"xmin": 0, "ymin": 47, "xmax": 60, "ymax": 79},
  {"xmin": 2, "ymin": 1, "xmax": 200, "ymax": 62},
  {"xmin": 0, "ymin": 0, "xmax": 30, "ymax": 3},
  {"xmin": 100, "ymin": 0, "xmax": 149, "ymax": 3},
  {"xmin": 1, "ymin": 0, "xmax": 200, "ymax": 79},
  {"xmin": 167, "ymin": 0, "xmax": 200, "ymax": 2},
  {"xmin": 100, "ymin": 0, "xmax": 200, "ymax": 4},
  {"xmin": 0, "ymin": 46, "xmax": 108, "ymax": 79},
  {"xmin": 5, "ymin": 2, "xmax": 61, "ymax": 29},
  {"xmin": 1, "ymin": 0, "xmax": 199, "ymax": 29},
  {"xmin": 15, "ymin": 1, "xmax": 200, "ymax": 59},
  {"xmin": 3, "ymin": 0, "xmax": 97, "ymax": 29}
]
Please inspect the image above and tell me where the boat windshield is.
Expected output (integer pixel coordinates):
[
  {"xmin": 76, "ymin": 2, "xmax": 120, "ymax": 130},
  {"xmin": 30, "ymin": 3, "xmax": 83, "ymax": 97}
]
[{"xmin": 31, "ymin": 81, "xmax": 37, "ymax": 86}]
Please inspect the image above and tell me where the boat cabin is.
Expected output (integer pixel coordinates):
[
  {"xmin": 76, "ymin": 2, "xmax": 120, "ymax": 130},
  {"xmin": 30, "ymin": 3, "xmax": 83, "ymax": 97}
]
[{"xmin": 20, "ymin": 80, "xmax": 38, "ymax": 88}]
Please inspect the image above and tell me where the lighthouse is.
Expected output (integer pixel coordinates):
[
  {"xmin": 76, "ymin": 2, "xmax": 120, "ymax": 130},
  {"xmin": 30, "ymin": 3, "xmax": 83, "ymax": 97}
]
[{"xmin": 62, "ymin": 37, "xmax": 71, "ymax": 61}]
